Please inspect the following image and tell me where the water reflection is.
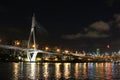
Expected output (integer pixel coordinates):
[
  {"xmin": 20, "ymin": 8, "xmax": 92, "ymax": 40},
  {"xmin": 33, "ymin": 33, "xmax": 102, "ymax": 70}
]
[
  {"xmin": 64, "ymin": 63, "xmax": 71, "ymax": 79},
  {"xmin": 43, "ymin": 63, "xmax": 49, "ymax": 80},
  {"xmin": 29, "ymin": 63, "xmax": 37, "ymax": 79},
  {"xmin": 74, "ymin": 63, "xmax": 79, "ymax": 78},
  {"xmin": 1, "ymin": 62, "xmax": 120, "ymax": 80},
  {"xmin": 12, "ymin": 63, "xmax": 19, "ymax": 80},
  {"xmin": 22, "ymin": 62, "xmax": 40, "ymax": 80},
  {"xmin": 55, "ymin": 63, "xmax": 61, "ymax": 79}
]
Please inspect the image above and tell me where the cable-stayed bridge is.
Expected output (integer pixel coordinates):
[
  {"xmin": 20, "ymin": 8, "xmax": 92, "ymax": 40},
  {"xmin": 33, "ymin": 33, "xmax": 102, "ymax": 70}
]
[
  {"xmin": 0, "ymin": 44, "xmax": 86, "ymax": 61},
  {"xmin": 0, "ymin": 14, "xmax": 85, "ymax": 61}
]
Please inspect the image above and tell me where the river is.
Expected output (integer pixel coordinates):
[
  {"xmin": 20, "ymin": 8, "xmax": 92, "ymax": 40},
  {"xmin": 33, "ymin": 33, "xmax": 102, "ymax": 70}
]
[{"xmin": 0, "ymin": 62, "xmax": 120, "ymax": 80}]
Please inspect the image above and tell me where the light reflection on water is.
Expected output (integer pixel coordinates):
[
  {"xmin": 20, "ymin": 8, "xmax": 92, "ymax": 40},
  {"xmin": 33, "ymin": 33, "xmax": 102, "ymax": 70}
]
[
  {"xmin": 0, "ymin": 62, "xmax": 120, "ymax": 80},
  {"xmin": 64, "ymin": 63, "xmax": 71, "ymax": 79},
  {"xmin": 55, "ymin": 63, "xmax": 61, "ymax": 79},
  {"xmin": 43, "ymin": 63, "xmax": 49, "ymax": 80},
  {"xmin": 12, "ymin": 63, "xmax": 19, "ymax": 80}
]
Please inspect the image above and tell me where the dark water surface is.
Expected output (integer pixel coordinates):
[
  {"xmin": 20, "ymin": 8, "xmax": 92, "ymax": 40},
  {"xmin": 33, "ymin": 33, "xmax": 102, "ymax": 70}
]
[{"xmin": 0, "ymin": 62, "xmax": 120, "ymax": 80}]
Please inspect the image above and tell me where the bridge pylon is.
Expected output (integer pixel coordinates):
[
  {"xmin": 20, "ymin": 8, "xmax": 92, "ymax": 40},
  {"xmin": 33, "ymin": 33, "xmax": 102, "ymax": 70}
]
[{"xmin": 27, "ymin": 14, "xmax": 38, "ymax": 61}]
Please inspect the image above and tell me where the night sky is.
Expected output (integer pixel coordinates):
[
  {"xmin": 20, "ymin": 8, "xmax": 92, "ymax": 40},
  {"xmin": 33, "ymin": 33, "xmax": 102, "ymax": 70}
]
[{"xmin": 0, "ymin": 0, "xmax": 120, "ymax": 51}]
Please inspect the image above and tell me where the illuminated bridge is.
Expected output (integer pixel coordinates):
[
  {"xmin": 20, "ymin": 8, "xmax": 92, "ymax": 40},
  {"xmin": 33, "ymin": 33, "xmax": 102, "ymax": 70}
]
[
  {"xmin": 0, "ymin": 14, "xmax": 88, "ymax": 62},
  {"xmin": 0, "ymin": 44, "xmax": 89, "ymax": 61}
]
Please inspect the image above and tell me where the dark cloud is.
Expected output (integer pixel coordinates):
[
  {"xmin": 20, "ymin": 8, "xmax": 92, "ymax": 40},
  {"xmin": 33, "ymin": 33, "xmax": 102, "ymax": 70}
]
[
  {"xmin": 113, "ymin": 14, "xmax": 120, "ymax": 28},
  {"xmin": 61, "ymin": 33, "xmax": 82, "ymax": 40},
  {"xmin": 62, "ymin": 21, "xmax": 110, "ymax": 39},
  {"xmin": 61, "ymin": 14, "xmax": 120, "ymax": 40},
  {"xmin": 90, "ymin": 21, "xmax": 110, "ymax": 31},
  {"xmin": 62, "ymin": 31, "xmax": 109, "ymax": 40}
]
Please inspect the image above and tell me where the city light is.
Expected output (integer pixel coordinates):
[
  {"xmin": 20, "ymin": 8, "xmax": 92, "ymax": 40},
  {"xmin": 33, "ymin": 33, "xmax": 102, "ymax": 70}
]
[
  {"xmin": 64, "ymin": 50, "xmax": 69, "ymax": 54},
  {"xmin": 45, "ymin": 47, "xmax": 49, "ymax": 51},
  {"xmin": 56, "ymin": 48, "xmax": 60, "ymax": 52},
  {"xmin": 32, "ymin": 44, "xmax": 36, "ymax": 48},
  {"xmin": 14, "ymin": 40, "xmax": 20, "ymax": 46}
]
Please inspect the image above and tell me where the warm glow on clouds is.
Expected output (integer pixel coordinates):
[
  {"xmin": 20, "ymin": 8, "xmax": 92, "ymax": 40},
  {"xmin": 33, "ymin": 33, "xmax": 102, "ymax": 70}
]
[
  {"xmin": 62, "ymin": 21, "xmax": 110, "ymax": 39},
  {"xmin": 62, "ymin": 14, "xmax": 120, "ymax": 40},
  {"xmin": 90, "ymin": 21, "xmax": 110, "ymax": 31}
]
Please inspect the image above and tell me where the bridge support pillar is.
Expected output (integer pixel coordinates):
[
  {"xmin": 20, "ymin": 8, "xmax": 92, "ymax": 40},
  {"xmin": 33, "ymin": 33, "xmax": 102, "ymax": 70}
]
[{"xmin": 27, "ymin": 50, "xmax": 38, "ymax": 61}]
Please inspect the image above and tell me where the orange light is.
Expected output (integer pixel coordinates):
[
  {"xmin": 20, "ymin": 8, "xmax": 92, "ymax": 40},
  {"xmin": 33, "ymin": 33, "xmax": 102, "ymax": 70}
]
[
  {"xmin": 36, "ymin": 58, "xmax": 41, "ymax": 61},
  {"xmin": 32, "ymin": 44, "xmax": 36, "ymax": 48},
  {"xmin": 65, "ymin": 50, "xmax": 69, "ymax": 54},
  {"xmin": 56, "ymin": 49, "xmax": 60, "ymax": 52},
  {"xmin": 15, "ymin": 40, "xmax": 20, "ymax": 46},
  {"xmin": 45, "ymin": 47, "xmax": 49, "ymax": 51}
]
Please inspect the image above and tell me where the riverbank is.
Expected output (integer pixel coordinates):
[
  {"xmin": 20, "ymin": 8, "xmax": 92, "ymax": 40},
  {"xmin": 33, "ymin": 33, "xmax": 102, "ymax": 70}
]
[{"xmin": 0, "ymin": 59, "xmax": 113, "ymax": 63}]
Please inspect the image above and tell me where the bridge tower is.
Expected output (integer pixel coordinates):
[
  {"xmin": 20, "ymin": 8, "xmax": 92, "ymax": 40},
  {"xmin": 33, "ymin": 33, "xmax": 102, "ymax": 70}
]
[{"xmin": 27, "ymin": 14, "xmax": 38, "ymax": 61}]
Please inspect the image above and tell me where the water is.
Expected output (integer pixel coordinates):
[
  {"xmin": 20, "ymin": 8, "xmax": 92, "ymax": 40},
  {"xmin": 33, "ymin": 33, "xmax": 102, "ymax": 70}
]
[{"xmin": 0, "ymin": 62, "xmax": 120, "ymax": 80}]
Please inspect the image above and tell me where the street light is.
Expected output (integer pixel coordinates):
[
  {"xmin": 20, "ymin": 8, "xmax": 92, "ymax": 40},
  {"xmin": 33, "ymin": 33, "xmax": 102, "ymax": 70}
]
[
  {"xmin": 14, "ymin": 40, "xmax": 20, "ymax": 57},
  {"xmin": 56, "ymin": 48, "xmax": 60, "ymax": 53},
  {"xmin": 14, "ymin": 40, "xmax": 20, "ymax": 46},
  {"xmin": 65, "ymin": 50, "xmax": 69, "ymax": 54},
  {"xmin": 45, "ymin": 47, "xmax": 49, "ymax": 51},
  {"xmin": 32, "ymin": 44, "xmax": 36, "ymax": 48}
]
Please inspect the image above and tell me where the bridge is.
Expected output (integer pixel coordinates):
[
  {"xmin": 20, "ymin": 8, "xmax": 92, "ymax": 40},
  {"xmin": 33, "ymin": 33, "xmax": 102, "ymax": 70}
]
[
  {"xmin": 0, "ymin": 44, "xmax": 88, "ymax": 61},
  {"xmin": 0, "ymin": 14, "xmax": 87, "ymax": 62},
  {"xmin": 0, "ymin": 44, "xmax": 110, "ymax": 62}
]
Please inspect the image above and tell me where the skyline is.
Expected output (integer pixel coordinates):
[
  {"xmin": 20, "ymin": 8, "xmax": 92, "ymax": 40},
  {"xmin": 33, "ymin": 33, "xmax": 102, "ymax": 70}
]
[{"xmin": 0, "ymin": 0, "xmax": 120, "ymax": 51}]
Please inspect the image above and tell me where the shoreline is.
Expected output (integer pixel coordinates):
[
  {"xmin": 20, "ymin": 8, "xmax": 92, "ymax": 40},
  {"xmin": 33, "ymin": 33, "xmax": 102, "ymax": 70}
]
[{"xmin": 0, "ymin": 60, "xmax": 113, "ymax": 63}]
